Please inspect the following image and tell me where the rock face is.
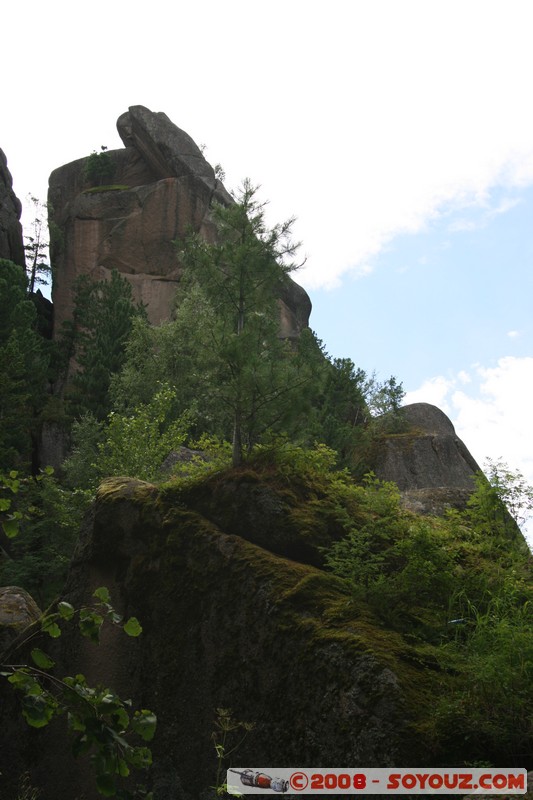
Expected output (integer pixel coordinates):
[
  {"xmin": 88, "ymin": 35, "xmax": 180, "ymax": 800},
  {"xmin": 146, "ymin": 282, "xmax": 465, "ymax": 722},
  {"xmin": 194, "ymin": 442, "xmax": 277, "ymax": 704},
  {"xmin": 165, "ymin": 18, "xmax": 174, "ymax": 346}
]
[
  {"xmin": 371, "ymin": 403, "xmax": 481, "ymax": 515},
  {"xmin": 48, "ymin": 106, "xmax": 311, "ymax": 337},
  {"xmin": 15, "ymin": 474, "xmax": 444, "ymax": 798},
  {"xmin": 0, "ymin": 149, "xmax": 25, "ymax": 267}
]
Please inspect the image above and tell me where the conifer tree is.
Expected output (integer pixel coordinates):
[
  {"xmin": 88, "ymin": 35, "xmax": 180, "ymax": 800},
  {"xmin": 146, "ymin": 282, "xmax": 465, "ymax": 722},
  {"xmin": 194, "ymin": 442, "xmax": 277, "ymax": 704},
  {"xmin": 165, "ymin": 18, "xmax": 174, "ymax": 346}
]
[
  {"xmin": 0, "ymin": 260, "xmax": 49, "ymax": 469},
  {"xmin": 67, "ymin": 270, "xmax": 146, "ymax": 420},
  {"xmin": 180, "ymin": 180, "xmax": 306, "ymax": 466}
]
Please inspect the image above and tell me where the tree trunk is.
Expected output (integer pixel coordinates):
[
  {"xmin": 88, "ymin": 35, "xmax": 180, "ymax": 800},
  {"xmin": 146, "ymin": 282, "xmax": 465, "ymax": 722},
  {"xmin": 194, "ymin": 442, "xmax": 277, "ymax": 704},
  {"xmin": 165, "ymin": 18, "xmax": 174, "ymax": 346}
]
[{"xmin": 232, "ymin": 408, "xmax": 243, "ymax": 467}]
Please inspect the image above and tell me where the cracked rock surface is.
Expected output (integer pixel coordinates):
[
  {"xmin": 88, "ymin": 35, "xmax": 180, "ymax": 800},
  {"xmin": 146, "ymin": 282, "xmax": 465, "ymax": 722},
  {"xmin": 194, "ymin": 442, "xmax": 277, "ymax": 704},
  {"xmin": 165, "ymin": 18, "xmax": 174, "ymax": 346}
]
[{"xmin": 48, "ymin": 105, "xmax": 311, "ymax": 337}]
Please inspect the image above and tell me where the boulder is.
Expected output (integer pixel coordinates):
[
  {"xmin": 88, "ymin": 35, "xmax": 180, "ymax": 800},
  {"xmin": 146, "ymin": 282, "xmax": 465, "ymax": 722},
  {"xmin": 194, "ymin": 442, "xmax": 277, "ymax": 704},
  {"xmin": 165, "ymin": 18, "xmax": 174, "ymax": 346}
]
[
  {"xmin": 0, "ymin": 585, "xmax": 41, "ymax": 654},
  {"xmin": 117, "ymin": 105, "xmax": 233, "ymax": 206},
  {"xmin": 0, "ymin": 149, "xmax": 25, "ymax": 267},
  {"xmin": 49, "ymin": 106, "xmax": 311, "ymax": 338},
  {"xmin": 371, "ymin": 403, "xmax": 481, "ymax": 514}
]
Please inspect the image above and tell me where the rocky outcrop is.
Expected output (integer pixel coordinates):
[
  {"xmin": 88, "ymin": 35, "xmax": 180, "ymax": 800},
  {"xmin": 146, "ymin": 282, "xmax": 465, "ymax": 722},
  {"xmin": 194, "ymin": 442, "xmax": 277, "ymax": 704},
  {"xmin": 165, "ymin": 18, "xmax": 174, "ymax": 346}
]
[
  {"xmin": 0, "ymin": 149, "xmax": 25, "ymax": 267},
  {"xmin": 14, "ymin": 474, "xmax": 445, "ymax": 798},
  {"xmin": 371, "ymin": 403, "xmax": 481, "ymax": 515},
  {"xmin": 49, "ymin": 106, "xmax": 311, "ymax": 337}
]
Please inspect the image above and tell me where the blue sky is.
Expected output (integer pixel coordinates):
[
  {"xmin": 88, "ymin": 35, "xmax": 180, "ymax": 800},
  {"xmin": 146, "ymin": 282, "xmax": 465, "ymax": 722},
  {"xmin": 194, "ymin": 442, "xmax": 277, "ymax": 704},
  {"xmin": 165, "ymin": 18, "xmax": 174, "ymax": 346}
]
[
  {"xmin": 310, "ymin": 184, "xmax": 533, "ymax": 390},
  {"xmin": 2, "ymin": 0, "xmax": 533, "ymax": 542}
]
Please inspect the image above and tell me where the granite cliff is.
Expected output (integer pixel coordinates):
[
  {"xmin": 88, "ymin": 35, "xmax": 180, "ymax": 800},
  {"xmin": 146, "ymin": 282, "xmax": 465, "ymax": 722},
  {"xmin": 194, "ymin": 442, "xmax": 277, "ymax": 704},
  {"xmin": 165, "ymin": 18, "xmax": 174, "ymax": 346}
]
[
  {"xmin": 2, "ymin": 445, "xmax": 530, "ymax": 799},
  {"xmin": 1, "ymin": 117, "xmax": 531, "ymax": 800},
  {"xmin": 48, "ymin": 105, "xmax": 311, "ymax": 340}
]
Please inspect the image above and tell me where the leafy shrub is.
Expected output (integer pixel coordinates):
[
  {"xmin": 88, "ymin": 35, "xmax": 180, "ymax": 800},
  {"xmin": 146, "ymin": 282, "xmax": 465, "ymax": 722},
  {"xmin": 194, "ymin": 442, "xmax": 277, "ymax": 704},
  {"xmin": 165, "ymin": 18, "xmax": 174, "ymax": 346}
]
[{"xmin": 83, "ymin": 147, "xmax": 115, "ymax": 186}]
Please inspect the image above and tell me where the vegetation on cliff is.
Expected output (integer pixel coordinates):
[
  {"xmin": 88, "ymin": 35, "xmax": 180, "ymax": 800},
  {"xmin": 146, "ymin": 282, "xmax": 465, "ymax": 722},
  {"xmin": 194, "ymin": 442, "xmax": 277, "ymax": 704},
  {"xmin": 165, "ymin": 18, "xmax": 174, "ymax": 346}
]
[{"xmin": 0, "ymin": 179, "xmax": 532, "ymax": 797}]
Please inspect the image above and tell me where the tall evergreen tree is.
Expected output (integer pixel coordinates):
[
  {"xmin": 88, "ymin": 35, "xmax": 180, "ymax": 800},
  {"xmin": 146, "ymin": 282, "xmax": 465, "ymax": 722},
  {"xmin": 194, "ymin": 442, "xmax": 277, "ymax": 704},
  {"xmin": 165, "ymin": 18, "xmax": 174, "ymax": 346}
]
[
  {"xmin": 66, "ymin": 270, "xmax": 146, "ymax": 420},
  {"xmin": 23, "ymin": 195, "xmax": 51, "ymax": 295},
  {"xmin": 0, "ymin": 260, "xmax": 49, "ymax": 469},
  {"xmin": 180, "ymin": 181, "xmax": 307, "ymax": 466}
]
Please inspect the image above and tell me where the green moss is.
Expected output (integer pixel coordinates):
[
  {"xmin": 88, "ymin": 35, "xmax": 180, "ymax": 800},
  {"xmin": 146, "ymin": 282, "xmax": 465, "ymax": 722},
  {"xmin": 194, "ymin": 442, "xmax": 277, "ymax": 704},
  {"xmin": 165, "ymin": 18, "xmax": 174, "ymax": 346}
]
[
  {"xmin": 89, "ymin": 461, "xmax": 532, "ymax": 776},
  {"xmin": 96, "ymin": 476, "xmax": 157, "ymax": 503}
]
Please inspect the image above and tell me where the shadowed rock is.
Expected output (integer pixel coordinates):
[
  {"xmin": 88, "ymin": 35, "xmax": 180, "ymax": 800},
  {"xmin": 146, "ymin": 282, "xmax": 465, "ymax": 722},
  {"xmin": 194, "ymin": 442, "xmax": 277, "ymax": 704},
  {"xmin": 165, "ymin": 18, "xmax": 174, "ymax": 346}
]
[
  {"xmin": 0, "ymin": 149, "xmax": 25, "ymax": 267},
  {"xmin": 24, "ymin": 475, "xmax": 438, "ymax": 797}
]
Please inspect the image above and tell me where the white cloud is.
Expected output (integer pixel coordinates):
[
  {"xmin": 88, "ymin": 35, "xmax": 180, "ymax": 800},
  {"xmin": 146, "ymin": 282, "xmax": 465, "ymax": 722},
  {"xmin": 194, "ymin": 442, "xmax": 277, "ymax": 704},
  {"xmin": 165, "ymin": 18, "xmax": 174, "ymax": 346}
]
[
  {"xmin": 507, "ymin": 330, "xmax": 520, "ymax": 338},
  {"xmin": 4, "ymin": 1, "xmax": 533, "ymax": 291},
  {"xmin": 403, "ymin": 376, "xmax": 455, "ymax": 414}
]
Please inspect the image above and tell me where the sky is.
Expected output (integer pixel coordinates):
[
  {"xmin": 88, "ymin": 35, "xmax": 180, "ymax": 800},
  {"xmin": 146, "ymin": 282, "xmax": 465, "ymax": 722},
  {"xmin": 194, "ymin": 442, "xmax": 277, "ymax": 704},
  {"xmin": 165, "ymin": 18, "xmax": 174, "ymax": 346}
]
[{"xmin": 2, "ymin": 0, "xmax": 533, "ymax": 541}]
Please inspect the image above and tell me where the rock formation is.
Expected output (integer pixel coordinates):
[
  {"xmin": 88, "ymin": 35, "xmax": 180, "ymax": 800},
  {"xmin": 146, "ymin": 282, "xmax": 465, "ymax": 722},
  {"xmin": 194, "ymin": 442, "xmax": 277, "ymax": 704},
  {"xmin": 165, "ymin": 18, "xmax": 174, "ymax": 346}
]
[
  {"xmin": 16, "ymin": 475, "xmax": 443, "ymax": 798},
  {"xmin": 371, "ymin": 402, "xmax": 481, "ymax": 515},
  {"xmin": 0, "ymin": 585, "xmax": 41, "ymax": 653},
  {"xmin": 0, "ymin": 149, "xmax": 25, "ymax": 267},
  {"xmin": 48, "ymin": 106, "xmax": 311, "ymax": 338}
]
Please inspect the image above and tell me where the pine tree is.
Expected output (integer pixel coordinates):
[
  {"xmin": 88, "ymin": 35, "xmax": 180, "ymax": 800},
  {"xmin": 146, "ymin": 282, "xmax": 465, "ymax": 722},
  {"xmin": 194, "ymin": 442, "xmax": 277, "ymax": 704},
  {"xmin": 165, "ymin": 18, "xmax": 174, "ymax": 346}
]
[
  {"xmin": 180, "ymin": 180, "xmax": 306, "ymax": 466},
  {"xmin": 0, "ymin": 260, "xmax": 49, "ymax": 469},
  {"xmin": 24, "ymin": 196, "xmax": 51, "ymax": 295},
  {"xmin": 67, "ymin": 270, "xmax": 146, "ymax": 420}
]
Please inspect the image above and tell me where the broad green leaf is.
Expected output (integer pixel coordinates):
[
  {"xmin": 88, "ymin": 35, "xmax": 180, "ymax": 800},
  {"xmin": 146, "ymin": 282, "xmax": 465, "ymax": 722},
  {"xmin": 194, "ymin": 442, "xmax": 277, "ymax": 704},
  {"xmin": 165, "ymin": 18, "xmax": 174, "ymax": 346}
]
[
  {"xmin": 2, "ymin": 518, "xmax": 19, "ymax": 538},
  {"xmin": 8, "ymin": 670, "xmax": 42, "ymax": 695},
  {"xmin": 131, "ymin": 709, "xmax": 157, "ymax": 741},
  {"xmin": 117, "ymin": 758, "xmax": 130, "ymax": 778},
  {"xmin": 0, "ymin": 498, "xmax": 11, "ymax": 511},
  {"xmin": 21, "ymin": 694, "xmax": 56, "ymax": 728},
  {"xmin": 79, "ymin": 610, "xmax": 104, "ymax": 642},
  {"xmin": 58, "ymin": 601, "xmax": 75, "ymax": 620},
  {"xmin": 123, "ymin": 617, "xmax": 142, "ymax": 637},
  {"xmin": 125, "ymin": 745, "xmax": 152, "ymax": 769},
  {"xmin": 67, "ymin": 712, "xmax": 86, "ymax": 733},
  {"xmin": 31, "ymin": 648, "xmax": 55, "ymax": 669},
  {"xmin": 93, "ymin": 586, "xmax": 111, "ymax": 603},
  {"xmin": 41, "ymin": 617, "xmax": 62, "ymax": 638},
  {"xmin": 111, "ymin": 706, "xmax": 130, "ymax": 730}
]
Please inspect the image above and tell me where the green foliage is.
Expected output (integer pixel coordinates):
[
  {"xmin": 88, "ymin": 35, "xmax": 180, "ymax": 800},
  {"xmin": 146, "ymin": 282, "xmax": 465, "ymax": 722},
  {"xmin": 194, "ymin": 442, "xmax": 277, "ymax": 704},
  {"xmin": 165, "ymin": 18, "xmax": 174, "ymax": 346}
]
[
  {"xmin": 289, "ymin": 332, "xmax": 405, "ymax": 472},
  {"xmin": 469, "ymin": 458, "xmax": 533, "ymax": 536},
  {"xmin": 1, "ymin": 589, "xmax": 155, "ymax": 798},
  {"xmin": 211, "ymin": 708, "xmax": 254, "ymax": 795},
  {"xmin": 65, "ymin": 270, "xmax": 147, "ymax": 420},
  {"xmin": 0, "ymin": 260, "xmax": 50, "ymax": 469},
  {"xmin": 84, "ymin": 146, "xmax": 116, "ymax": 187},
  {"xmin": 306, "ymin": 351, "xmax": 368, "ymax": 466},
  {"xmin": 0, "ymin": 468, "xmax": 88, "ymax": 607},
  {"xmin": 62, "ymin": 413, "xmax": 105, "ymax": 489},
  {"xmin": 320, "ymin": 455, "xmax": 533, "ymax": 762},
  {"xmin": 323, "ymin": 473, "xmax": 458, "ymax": 630},
  {"xmin": 364, "ymin": 372, "xmax": 405, "ymax": 417},
  {"xmin": 179, "ymin": 180, "xmax": 311, "ymax": 466},
  {"xmin": 165, "ymin": 434, "xmax": 232, "ymax": 483},
  {"xmin": 64, "ymin": 386, "xmax": 192, "ymax": 488},
  {"xmin": 435, "ymin": 586, "xmax": 533, "ymax": 764},
  {"xmin": 111, "ymin": 288, "xmax": 225, "ymax": 436}
]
